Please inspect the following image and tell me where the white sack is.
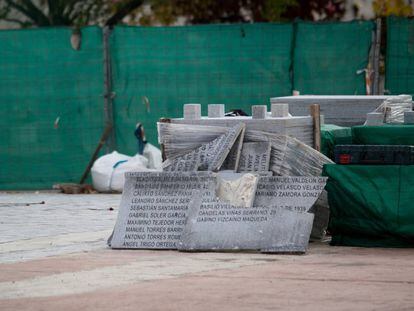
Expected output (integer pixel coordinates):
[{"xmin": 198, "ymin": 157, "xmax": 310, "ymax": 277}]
[{"xmin": 91, "ymin": 151, "xmax": 150, "ymax": 192}]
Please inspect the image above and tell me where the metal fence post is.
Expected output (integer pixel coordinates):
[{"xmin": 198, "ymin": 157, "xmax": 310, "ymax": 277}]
[
  {"xmin": 372, "ymin": 18, "xmax": 382, "ymax": 95},
  {"xmin": 103, "ymin": 26, "xmax": 116, "ymax": 152}
]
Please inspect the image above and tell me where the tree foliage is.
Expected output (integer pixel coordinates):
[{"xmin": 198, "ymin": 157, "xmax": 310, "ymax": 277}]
[
  {"xmin": 0, "ymin": 0, "xmax": 144, "ymax": 28},
  {"xmin": 136, "ymin": 0, "xmax": 345, "ymax": 26},
  {"xmin": 283, "ymin": 0, "xmax": 345, "ymax": 21},
  {"xmin": 0, "ymin": 0, "xmax": 348, "ymax": 28},
  {"xmin": 136, "ymin": 0, "xmax": 297, "ymax": 25},
  {"xmin": 373, "ymin": 0, "xmax": 413, "ymax": 17}
]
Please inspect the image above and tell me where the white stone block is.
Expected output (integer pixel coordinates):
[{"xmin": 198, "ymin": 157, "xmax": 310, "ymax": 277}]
[
  {"xmin": 366, "ymin": 112, "xmax": 383, "ymax": 126},
  {"xmin": 184, "ymin": 103, "xmax": 201, "ymax": 120},
  {"xmin": 252, "ymin": 105, "xmax": 267, "ymax": 119},
  {"xmin": 271, "ymin": 103, "xmax": 289, "ymax": 118},
  {"xmin": 208, "ymin": 104, "xmax": 225, "ymax": 118}
]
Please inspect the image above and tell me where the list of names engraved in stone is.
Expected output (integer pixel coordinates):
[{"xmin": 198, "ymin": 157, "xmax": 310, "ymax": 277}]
[{"xmin": 110, "ymin": 172, "xmax": 216, "ymax": 249}]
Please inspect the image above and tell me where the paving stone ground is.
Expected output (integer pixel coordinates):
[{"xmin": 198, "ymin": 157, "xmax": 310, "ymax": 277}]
[
  {"xmin": 1, "ymin": 192, "xmax": 414, "ymax": 311},
  {"xmin": 0, "ymin": 192, "xmax": 120, "ymax": 263}
]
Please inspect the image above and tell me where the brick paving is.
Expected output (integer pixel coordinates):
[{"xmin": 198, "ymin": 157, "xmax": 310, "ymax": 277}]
[{"xmin": 1, "ymin": 192, "xmax": 414, "ymax": 310}]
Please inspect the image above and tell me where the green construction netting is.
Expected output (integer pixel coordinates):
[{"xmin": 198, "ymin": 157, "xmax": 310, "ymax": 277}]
[
  {"xmin": 352, "ymin": 125, "xmax": 414, "ymax": 145},
  {"xmin": 386, "ymin": 17, "xmax": 414, "ymax": 96},
  {"xmin": 320, "ymin": 124, "xmax": 352, "ymax": 160},
  {"xmin": 0, "ymin": 27, "xmax": 104, "ymax": 190},
  {"xmin": 110, "ymin": 23, "xmax": 294, "ymax": 153},
  {"xmin": 323, "ymin": 164, "xmax": 414, "ymax": 247},
  {"xmin": 0, "ymin": 22, "xmax": 378, "ymax": 189},
  {"xmin": 293, "ymin": 20, "xmax": 374, "ymax": 95}
]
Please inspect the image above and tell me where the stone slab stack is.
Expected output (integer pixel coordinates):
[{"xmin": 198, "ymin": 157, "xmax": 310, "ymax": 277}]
[
  {"xmin": 172, "ymin": 104, "xmax": 314, "ymax": 147},
  {"xmin": 109, "ymin": 103, "xmax": 333, "ymax": 254},
  {"xmin": 270, "ymin": 95, "xmax": 402, "ymax": 126}
]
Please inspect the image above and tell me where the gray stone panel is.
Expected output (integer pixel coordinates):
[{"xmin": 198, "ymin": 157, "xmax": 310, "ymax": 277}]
[
  {"xmin": 109, "ymin": 172, "xmax": 217, "ymax": 249},
  {"xmin": 163, "ymin": 123, "xmax": 245, "ymax": 172},
  {"xmin": 238, "ymin": 142, "xmax": 271, "ymax": 172},
  {"xmin": 178, "ymin": 192, "xmax": 314, "ymax": 253},
  {"xmin": 366, "ymin": 112, "xmax": 384, "ymax": 126},
  {"xmin": 253, "ymin": 176, "xmax": 327, "ymax": 212},
  {"xmin": 404, "ymin": 111, "xmax": 414, "ymax": 124},
  {"xmin": 253, "ymin": 176, "xmax": 329, "ymax": 243}
]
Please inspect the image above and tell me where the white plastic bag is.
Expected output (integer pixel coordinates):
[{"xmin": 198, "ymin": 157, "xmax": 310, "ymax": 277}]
[
  {"xmin": 92, "ymin": 144, "xmax": 162, "ymax": 192},
  {"xmin": 143, "ymin": 143, "xmax": 163, "ymax": 169},
  {"xmin": 109, "ymin": 154, "xmax": 149, "ymax": 192},
  {"xmin": 91, "ymin": 151, "xmax": 131, "ymax": 192},
  {"xmin": 91, "ymin": 151, "xmax": 150, "ymax": 192}
]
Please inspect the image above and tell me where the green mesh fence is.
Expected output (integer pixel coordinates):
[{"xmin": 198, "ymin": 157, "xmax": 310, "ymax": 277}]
[
  {"xmin": 110, "ymin": 23, "xmax": 293, "ymax": 153},
  {"xmin": 1, "ymin": 22, "xmax": 377, "ymax": 189},
  {"xmin": 386, "ymin": 17, "xmax": 414, "ymax": 96},
  {"xmin": 293, "ymin": 20, "xmax": 374, "ymax": 95},
  {"xmin": 0, "ymin": 27, "xmax": 104, "ymax": 190}
]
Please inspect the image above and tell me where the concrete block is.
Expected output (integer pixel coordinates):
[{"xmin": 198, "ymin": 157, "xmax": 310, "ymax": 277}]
[
  {"xmin": 404, "ymin": 111, "xmax": 414, "ymax": 124},
  {"xmin": 366, "ymin": 112, "xmax": 384, "ymax": 126},
  {"xmin": 184, "ymin": 103, "xmax": 201, "ymax": 120},
  {"xmin": 252, "ymin": 105, "xmax": 267, "ymax": 119},
  {"xmin": 271, "ymin": 103, "xmax": 289, "ymax": 118},
  {"xmin": 208, "ymin": 104, "xmax": 225, "ymax": 118}
]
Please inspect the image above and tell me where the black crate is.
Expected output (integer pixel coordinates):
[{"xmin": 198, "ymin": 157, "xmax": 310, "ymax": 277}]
[{"xmin": 334, "ymin": 145, "xmax": 414, "ymax": 165}]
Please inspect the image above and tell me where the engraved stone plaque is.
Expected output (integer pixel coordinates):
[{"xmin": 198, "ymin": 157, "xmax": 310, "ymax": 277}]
[
  {"xmin": 238, "ymin": 142, "xmax": 271, "ymax": 172},
  {"xmin": 253, "ymin": 176, "xmax": 328, "ymax": 212},
  {"xmin": 109, "ymin": 172, "xmax": 217, "ymax": 249},
  {"xmin": 163, "ymin": 123, "xmax": 245, "ymax": 172},
  {"xmin": 222, "ymin": 125, "xmax": 245, "ymax": 171},
  {"xmin": 178, "ymin": 192, "xmax": 314, "ymax": 253}
]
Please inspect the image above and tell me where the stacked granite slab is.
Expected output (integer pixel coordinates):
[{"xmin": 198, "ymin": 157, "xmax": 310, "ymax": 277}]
[
  {"xmin": 171, "ymin": 117, "xmax": 314, "ymax": 148},
  {"xmin": 171, "ymin": 104, "xmax": 314, "ymax": 147},
  {"xmin": 162, "ymin": 123, "xmax": 245, "ymax": 172},
  {"xmin": 270, "ymin": 95, "xmax": 402, "ymax": 126},
  {"xmin": 109, "ymin": 103, "xmax": 334, "ymax": 253},
  {"xmin": 158, "ymin": 122, "xmax": 333, "ymax": 177},
  {"xmin": 370, "ymin": 95, "xmax": 413, "ymax": 124}
]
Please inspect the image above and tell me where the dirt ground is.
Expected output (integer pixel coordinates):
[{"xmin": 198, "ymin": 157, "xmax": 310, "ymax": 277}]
[{"xmin": 1, "ymin": 192, "xmax": 413, "ymax": 311}]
